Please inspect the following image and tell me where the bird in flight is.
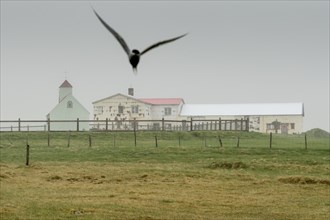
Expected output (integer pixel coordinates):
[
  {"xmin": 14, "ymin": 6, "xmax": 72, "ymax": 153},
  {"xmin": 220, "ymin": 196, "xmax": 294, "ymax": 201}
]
[{"xmin": 92, "ymin": 9, "xmax": 187, "ymax": 73}]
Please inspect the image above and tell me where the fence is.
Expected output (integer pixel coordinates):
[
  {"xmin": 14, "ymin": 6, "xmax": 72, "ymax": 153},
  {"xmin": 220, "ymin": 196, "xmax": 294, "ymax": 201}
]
[
  {"xmin": 0, "ymin": 118, "xmax": 249, "ymax": 132},
  {"xmin": 1, "ymin": 130, "xmax": 326, "ymax": 167}
]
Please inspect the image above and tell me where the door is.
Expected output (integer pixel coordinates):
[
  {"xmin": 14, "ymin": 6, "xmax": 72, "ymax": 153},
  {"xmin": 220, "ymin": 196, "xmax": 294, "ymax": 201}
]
[{"xmin": 281, "ymin": 123, "xmax": 289, "ymax": 134}]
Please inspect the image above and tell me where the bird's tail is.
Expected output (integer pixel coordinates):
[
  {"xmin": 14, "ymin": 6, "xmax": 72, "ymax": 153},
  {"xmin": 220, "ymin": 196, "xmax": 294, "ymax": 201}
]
[{"xmin": 133, "ymin": 67, "xmax": 138, "ymax": 75}]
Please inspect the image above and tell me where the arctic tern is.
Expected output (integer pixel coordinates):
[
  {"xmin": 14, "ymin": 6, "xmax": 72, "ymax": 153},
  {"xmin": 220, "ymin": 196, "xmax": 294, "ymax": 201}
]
[{"xmin": 93, "ymin": 9, "xmax": 187, "ymax": 73}]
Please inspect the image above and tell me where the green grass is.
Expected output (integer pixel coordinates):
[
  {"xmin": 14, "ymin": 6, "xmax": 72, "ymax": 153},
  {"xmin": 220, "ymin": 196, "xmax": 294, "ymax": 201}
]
[{"xmin": 0, "ymin": 131, "xmax": 329, "ymax": 219}]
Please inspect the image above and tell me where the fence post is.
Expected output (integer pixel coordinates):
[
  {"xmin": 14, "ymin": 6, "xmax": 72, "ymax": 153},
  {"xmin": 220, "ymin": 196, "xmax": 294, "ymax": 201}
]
[
  {"xmin": 26, "ymin": 132, "xmax": 29, "ymax": 146},
  {"xmin": 134, "ymin": 118, "xmax": 137, "ymax": 147},
  {"xmin": 304, "ymin": 133, "xmax": 307, "ymax": 150},
  {"xmin": 77, "ymin": 118, "xmax": 79, "ymax": 131},
  {"xmin": 162, "ymin": 118, "xmax": 165, "ymax": 131},
  {"xmin": 47, "ymin": 132, "xmax": 50, "ymax": 147},
  {"xmin": 47, "ymin": 118, "xmax": 50, "ymax": 132},
  {"xmin": 269, "ymin": 132, "xmax": 272, "ymax": 149},
  {"xmin": 89, "ymin": 134, "xmax": 92, "ymax": 148},
  {"xmin": 178, "ymin": 135, "xmax": 181, "ymax": 147},
  {"xmin": 18, "ymin": 118, "xmax": 21, "ymax": 132},
  {"xmin": 155, "ymin": 135, "xmax": 158, "ymax": 147},
  {"xmin": 67, "ymin": 131, "xmax": 71, "ymax": 147},
  {"xmin": 218, "ymin": 135, "xmax": 223, "ymax": 147},
  {"xmin": 219, "ymin": 118, "xmax": 222, "ymax": 130},
  {"xmin": 106, "ymin": 118, "xmax": 108, "ymax": 131},
  {"xmin": 113, "ymin": 133, "xmax": 116, "ymax": 147},
  {"xmin": 236, "ymin": 136, "xmax": 240, "ymax": 147},
  {"xmin": 190, "ymin": 118, "xmax": 193, "ymax": 131},
  {"xmin": 246, "ymin": 117, "xmax": 249, "ymax": 131},
  {"xmin": 26, "ymin": 144, "xmax": 30, "ymax": 166},
  {"xmin": 241, "ymin": 118, "xmax": 243, "ymax": 131}
]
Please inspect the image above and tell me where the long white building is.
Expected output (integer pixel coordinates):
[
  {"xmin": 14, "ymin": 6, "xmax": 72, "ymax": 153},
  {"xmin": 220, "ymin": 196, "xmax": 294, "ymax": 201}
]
[{"xmin": 180, "ymin": 103, "xmax": 304, "ymax": 134}]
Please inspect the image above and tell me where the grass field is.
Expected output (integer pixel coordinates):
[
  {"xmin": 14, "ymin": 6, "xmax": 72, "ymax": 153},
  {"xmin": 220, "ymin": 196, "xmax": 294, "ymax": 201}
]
[{"xmin": 0, "ymin": 131, "xmax": 329, "ymax": 219}]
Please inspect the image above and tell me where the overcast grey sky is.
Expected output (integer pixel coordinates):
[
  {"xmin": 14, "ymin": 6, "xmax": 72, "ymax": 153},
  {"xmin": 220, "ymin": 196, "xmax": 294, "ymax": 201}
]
[{"xmin": 1, "ymin": 0, "xmax": 329, "ymax": 131}]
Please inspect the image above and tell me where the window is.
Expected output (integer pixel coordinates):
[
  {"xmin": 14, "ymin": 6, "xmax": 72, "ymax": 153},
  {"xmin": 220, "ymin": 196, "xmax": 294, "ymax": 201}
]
[
  {"xmin": 95, "ymin": 106, "xmax": 103, "ymax": 115},
  {"xmin": 266, "ymin": 123, "xmax": 274, "ymax": 130},
  {"xmin": 165, "ymin": 107, "xmax": 172, "ymax": 116},
  {"xmin": 131, "ymin": 105, "xmax": 139, "ymax": 114},
  {"xmin": 67, "ymin": 101, "xmax": 73, "ymax": 108},
  {"xmin": 290, "ymin": 123, "xmax": 295, "ymax": 129},
  {"xmin": 118, "ymin": 106, "xmax": 124, "ymax": 114}
]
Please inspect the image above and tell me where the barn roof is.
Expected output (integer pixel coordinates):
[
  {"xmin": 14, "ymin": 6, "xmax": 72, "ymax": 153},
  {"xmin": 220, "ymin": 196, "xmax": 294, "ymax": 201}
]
[
  {"xmin": 59, "ymin": 80, "xmax": 72, "ymax": 88},
  {"xmin": 140, "ymin": 98, "xmax": 184, "ymax": 105},
  {"xmin": 180, "ymin": 103, "xmax": 304, "ymax": 116}
]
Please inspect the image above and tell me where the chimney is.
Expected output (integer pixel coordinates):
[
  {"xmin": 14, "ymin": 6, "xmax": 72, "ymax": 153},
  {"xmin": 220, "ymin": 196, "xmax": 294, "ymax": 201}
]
[{"xmin": 128, "ymin": 88, "xmax": 134, "ymax": 96}]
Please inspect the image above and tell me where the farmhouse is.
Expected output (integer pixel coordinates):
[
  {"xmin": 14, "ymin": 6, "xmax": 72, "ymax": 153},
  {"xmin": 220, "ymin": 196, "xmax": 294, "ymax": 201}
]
[
  {"xmin": 47, "ymin": 80, "xmax": 89, "ymax": 131},
  {"xmin": 92, "ymin": 93, "xmax": 184, "ymax": 130},
  {"xmin": 92, "ymin": 91, "xmax": 304, "ymax": 134}
]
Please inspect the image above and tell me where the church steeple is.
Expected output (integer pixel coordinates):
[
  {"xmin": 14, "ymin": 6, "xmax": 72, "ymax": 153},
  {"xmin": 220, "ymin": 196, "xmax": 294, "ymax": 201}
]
[
  {"xmin": 59, "ymin": 80, "xmax": 73, "ymax": 103},
  {"xmin": 59, "ymin": 80, "xmax": 72, "ymax": 88}
]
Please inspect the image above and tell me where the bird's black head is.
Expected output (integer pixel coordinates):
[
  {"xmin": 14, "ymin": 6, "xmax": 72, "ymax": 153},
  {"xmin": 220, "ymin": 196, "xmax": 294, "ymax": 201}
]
[{"xmin": 132, "ymin": 49, "xmax": 140, "ymax": 55}]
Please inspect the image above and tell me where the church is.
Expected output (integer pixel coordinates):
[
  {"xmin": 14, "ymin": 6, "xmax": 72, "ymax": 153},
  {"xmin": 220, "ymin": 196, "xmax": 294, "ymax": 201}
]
[{"xmin": 47, "ymin": 80, "xmax": 89, "ymax": 131}]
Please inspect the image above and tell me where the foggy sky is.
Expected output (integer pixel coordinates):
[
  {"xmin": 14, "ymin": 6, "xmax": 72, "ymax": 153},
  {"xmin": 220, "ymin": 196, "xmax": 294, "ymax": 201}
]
[{"xmin": 1, "ymin": 1, "xmax": 329, "ymax": 131}]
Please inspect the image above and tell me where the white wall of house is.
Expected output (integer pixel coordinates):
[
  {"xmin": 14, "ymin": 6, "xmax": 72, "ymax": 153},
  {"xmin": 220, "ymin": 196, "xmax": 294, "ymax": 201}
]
[
  {"xmin": 149, "ymin": 103, "xmax": 183, "ymax": 120},
  {"xmin": 93, "ymin": 94, "xmax": 152, "ymax": 121},
  {"xmin": 147, "ymin": 103, "xmax": 183, "ymax": 130},
  {"xmin": 92, "ymin": 94, "xmax": 186, "ymax": 130}
]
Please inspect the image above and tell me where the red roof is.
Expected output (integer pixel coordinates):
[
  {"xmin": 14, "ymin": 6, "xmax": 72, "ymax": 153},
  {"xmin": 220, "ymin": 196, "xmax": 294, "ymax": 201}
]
[
  {"xmin": 59, "ymin": 80, "xmax": 72, "ymax": 88},
  {"xmin": 140, "ymin": 98, "xmax": 184, "ymax": 105}
]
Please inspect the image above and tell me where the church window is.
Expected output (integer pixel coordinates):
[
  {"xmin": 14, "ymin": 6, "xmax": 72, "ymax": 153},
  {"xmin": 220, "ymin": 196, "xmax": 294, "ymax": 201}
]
[{"xmin": 67, "ymin": 101, "xmax": 73, "ymax": 108}]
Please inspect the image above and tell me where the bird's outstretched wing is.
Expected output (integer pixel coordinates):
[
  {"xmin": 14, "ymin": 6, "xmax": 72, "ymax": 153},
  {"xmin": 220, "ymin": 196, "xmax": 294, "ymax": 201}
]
[
  {"xmin": 140, "ymin": 33, "xmax": 187, "ymax": 56},
  {"xmin": 93, "ymin": 9, "xmax": 131, "ymax": 56}
]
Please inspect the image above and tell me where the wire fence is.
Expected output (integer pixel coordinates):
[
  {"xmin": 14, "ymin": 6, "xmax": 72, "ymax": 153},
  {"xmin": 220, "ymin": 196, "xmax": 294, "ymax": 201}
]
[
  {"xmin": 1, "ymin": 130, "xmax": 326, "ymax": 150},
  {"xmin": 1, "ymin": 130, "xmax": 328, "ymax": 167}
]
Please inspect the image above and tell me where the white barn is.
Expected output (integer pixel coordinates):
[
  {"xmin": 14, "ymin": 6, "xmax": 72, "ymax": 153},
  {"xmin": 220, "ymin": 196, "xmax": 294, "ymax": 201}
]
[
  {"xmin": 47, "ymin": 80, "xmax": 89, "ymax": 131},
  {"xmin": 180, "ymin": 103, "xmax": 304, "ymax": 134}
]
